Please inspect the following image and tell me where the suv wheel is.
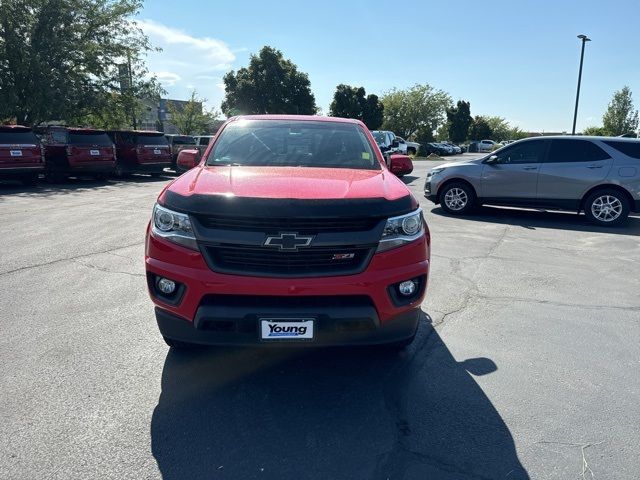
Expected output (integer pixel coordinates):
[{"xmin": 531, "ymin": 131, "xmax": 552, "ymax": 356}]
[
  {"xmin": 584, "ymin": 189, "xmax": 630, "ymax": 226},
  {"xmin": 440, "ymin": 182, "xmax": 476, "ymax": 215}
]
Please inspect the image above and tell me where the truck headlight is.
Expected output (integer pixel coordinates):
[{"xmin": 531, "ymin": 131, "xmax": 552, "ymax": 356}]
[
  {"xmin": 377, "ymin": 209, "xmax": 424, "ymax": 252},
  {"xmin": 151, "ymin": 203, "xmax": 198, "ymax": 250}
]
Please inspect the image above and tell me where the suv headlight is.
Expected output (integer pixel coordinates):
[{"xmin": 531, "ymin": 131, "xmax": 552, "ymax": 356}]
[
  {"xmin": 151, "ymin": 203, "xmax": 198, "ymax": 250},
  {"xmin": 426, "ymin": 167, "xmax": 445, "ymax": 177},
  {"xmin": 377, "ymin": 209, "xmax": 424, "ymax": 252}
]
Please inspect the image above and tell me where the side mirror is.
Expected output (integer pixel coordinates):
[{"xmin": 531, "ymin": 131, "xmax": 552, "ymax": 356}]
[
  {"xmin": 485, "ymin": 155, "xmax": 498, "ymax": 164},
  {"xmin": 176, "ymin": 149, "xmax": 200, "ymax": 171}
]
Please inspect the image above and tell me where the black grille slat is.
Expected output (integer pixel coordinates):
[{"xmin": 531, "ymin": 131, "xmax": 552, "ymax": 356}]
[{"xmin": 197, "ymin": 215, "xmax": 380, "ymax": 233}]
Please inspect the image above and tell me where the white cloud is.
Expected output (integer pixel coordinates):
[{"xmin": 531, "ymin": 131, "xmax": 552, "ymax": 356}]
[
  {"xmin": 136, "ymin": 19, "xmax": 236, "ymax": 109},
  {"xmin": 154, "ymin": 71, "xmax": 181, "ymax": 87},
  {"xmin": 138, "ymin": 19, "xmax": 235, "ymax": 68}
]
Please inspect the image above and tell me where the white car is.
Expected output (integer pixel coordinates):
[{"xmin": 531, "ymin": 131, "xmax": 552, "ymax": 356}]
[{"xmin": 477, "ymin": 139, "xmax": 500, "ymax": 152}]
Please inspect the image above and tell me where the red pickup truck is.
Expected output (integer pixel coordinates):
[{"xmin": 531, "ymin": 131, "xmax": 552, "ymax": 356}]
[
  {"xmin": 0, "ymin": 125, "xmax": 44, "ymax": 185},
  {"xmin": 145, "ymin": 115, "xmax": 430, "ymax": 349}
]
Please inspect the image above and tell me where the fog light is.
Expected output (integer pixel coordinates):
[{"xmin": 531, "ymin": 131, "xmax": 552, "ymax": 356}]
[
  {"xmin": 398, "ymin": 280, "xmax": 417, "ymax": 296},
  {"xmin": 156, "ymin": 277, "xmax": 176, "ymax": 295}
]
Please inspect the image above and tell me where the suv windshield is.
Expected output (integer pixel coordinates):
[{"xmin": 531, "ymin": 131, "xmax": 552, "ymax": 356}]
[
  {"xmin": 206, "ymin": 120, "xmax": 379, "ymax": 169},
  {"xmin": 135, "ymin": 134, "xmax": 169, "ymax": 146},
  {"xmin": 372, "ymin": 131, "xmax": 386, "ymax": 145},
  {"xmin": 69, "ymin": 132, "xmax": 112, "ymax": 146},
  {"xmin": 0, "ymin": 129, "xmax": 40, "ymax": 145}
]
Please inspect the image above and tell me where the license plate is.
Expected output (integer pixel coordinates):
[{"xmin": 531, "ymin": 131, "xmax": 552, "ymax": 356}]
[
  {"xmin": 154, "ymin": 149, "xmax": 161, "ymax": 155},
  {"xmin": 90, "ymin": 149, "xmax": 100, "ymax": 156},
  {"xmin": 260, "ymin": 319, "xmax": 314, "ymax": 341},
  {"xmin": 10, "ymin": 150, "xmax": 22, "ymax": 157}
]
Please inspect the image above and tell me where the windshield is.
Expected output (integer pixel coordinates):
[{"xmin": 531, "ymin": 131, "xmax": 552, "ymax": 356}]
[
  {"xmin": 69, "ymin": 132, "xmax": 112, "ymax": 146},
  {"xmin": 135, "ymin": 134, "xmax": 169, "ymax": 146},
  {"xmin": 0, "ymin": 129, "xmax": 40, "ymax": 145},
  {"xmin": 372, "ymin": 131, "xmax": 386, "ymax": 145},
  {"xmin": 206, "ymin": 120, "xmax": 379, "ymax": 169}
]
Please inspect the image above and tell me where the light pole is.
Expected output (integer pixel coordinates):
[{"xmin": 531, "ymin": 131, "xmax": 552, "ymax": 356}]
[{"xmin": 572, "ymin": 34, "xmax": 591, "ymax": 135}]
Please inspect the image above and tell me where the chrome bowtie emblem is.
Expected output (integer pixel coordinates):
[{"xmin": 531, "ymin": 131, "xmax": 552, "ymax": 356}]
[{"xmin": 264, "ymin": 232, "xmax": 314, "ymax": 251}]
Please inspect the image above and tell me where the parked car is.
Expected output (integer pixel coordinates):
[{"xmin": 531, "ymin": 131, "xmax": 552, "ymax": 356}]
[
  {"xmin": 467, "ymin": 141, "xmax": 479, "ymax": 153},
  {"xmin": 371, "ymin": 130, "xmax": 399, "ymax": 152},
  {"xmin": 424, "ymin": 136, "xmax": 640, "ymax": 226},
  {"xmin": 425, "ymin": 143, "xmax": 449, "ymax": 156},
  {"xmin": 147, "ymin": 115, "xmax": 430, "ymax": 349},
  {"xmin": 394, "ymin": 136, "xmax": 420, "ymax": 155},
  {"xmin": 0, "ymin": 125, "xmax": 44, "ymax": 185},
  {"xmin": 389, "ymin": 153, "xmax": 414, "ymax": 177},
  {"xmin": 41, "ymin": 127, "xmax": 115, "ymax": 181},
  {"xmin": 477, "ymin": 139, "xmax": 500, "ymax": 152},
  {"xmin": 194, "ymin": 135, "xmax": 214, "ymax": 147},
  {"xmin": 107, "ymin": 130, "xmax": 172, "ymax": 176},
  {"xmin": 165, "ymin": 134, "xmax": 196, "ymax": 169}
]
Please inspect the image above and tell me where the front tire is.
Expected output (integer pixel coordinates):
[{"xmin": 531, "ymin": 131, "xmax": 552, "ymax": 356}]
[
  {"xmin": 439, "ymin": 182, "xmax": 476, "ymax": 215},
  {"xmin": 584, "ymin": 189, "xmax": 630, "ymax": 226},
  {"xmin": 20, "ymin": 174, "xmax": 38, "ymax": 186}
]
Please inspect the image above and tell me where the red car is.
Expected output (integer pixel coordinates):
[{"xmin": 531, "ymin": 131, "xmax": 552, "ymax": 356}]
[
  {"xmin": 0, "ymin": 125, "xmax": 44, "ymax": 185},
  {"xmin": 42, "ymin": 127, "xmax": 115, "ymax": 181},
  {"xmin": 145, "ymin": 115, "xmax": 430, "ymax": 349},
  {"xmin": 107, "ymin": 130, "xmax": 171, "ymax": 176}
]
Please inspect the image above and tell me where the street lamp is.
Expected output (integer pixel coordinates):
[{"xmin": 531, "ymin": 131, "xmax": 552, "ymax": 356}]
[{"xmin": 572, "ymin": 34, "xmax": 591, "ymax": 135}]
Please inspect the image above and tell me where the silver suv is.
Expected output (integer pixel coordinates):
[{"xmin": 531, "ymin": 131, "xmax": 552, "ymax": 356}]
[{"xmin": 424, "ymin": 136, "xmax": 640, "ymax": 226}]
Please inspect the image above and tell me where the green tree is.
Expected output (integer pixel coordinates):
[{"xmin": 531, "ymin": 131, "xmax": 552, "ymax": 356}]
[
  {"xmin": 381, "ymin": 84, "xmax": 452, "ymax": 139},
  {"xmin": 329, "ymin": 84, "xmax": 384, "ymax": 129},
  {"xmin": 468, "ymin": 116, "xmax": 493, "ymax": 140},
  {"xmin": 168, "ymin": 91, "xmax": 219, "ymax": 135},
  {"xmin": 583, "ymin": 125, "xmax": 609, "ymax": 136},
  {"xmin": 602, "ymin": 86, "xmax": 639, "ymax": 136},
  {"xmin": 484, "ymin": 116, "xmax": 511, "ymax": 141},
  {"xmin": 221, "ymin": 46, "xmax": 316, "ymax": 116},
  {"xmin": 0, "ymin": 0, "xmax": 159, "ymax": 126},
  {"xmin": 446, "ymin": 100, "xmax": 472, "ymax": 143}
]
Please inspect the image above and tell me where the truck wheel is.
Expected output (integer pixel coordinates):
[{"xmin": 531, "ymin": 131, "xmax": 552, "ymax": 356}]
[
  {"xmin": 20, "ymin": 174, "xmax": 38, "ymax": 186},
  {"xmin": 583, "ymin": 189, "xmax": 630, "ymax": 226},
  {"xmin": 163, "ymin": 336, "xmax": 196, "ymax": 349},
  {"xmin": 439, "ymin": 182, "xmax": 476, "ymax": 215}
]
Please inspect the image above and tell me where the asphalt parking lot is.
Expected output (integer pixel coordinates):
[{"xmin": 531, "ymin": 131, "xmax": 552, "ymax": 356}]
[{"xmin": 1, "ymin": 154, "xmax": 639, "ymax": 479}]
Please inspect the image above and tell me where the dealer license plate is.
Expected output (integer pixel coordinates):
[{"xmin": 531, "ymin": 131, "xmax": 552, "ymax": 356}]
[
  {"xmin": 154, "ymin": 149, "xmax": 161, "ymax": 154},
  {"xmin": 260, "ymin": 318, "xmax": 314, "ymax": 341},
  {"xmin": 90, "ymin": 149, "xmax": 100, "ymax": 156},
  {"xmin": 10, "ymin": 150, "xmax": 22, "ymax": 157}
]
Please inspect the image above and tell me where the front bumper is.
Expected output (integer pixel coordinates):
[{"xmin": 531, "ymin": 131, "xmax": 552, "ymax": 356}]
[
  {"xmin": 146, "ymin": 232, "xmax": 430, "ymax": 346},
  {"xmin": 156, "ymin": 304, "xmax": 420, "ymax": 347},
  {"xmin": 0, "ymin": 166, "xmax": 44, "ymax": 177},
  {"xmin": 423, "ymin": 178, "xmax": 439, "ymax": 204}
]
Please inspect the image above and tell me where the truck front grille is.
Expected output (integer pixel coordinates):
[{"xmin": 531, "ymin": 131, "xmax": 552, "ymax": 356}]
[{"xmin": 203, "ymin": 244, "xmax": 374, "ymax": 277}]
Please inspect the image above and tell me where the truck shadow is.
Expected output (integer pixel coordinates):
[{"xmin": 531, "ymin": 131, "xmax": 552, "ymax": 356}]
[
  {"xmin": 430, "ymin": 205, "xmax": 640, "ymax": 236},
  {"xmin": 150, "ymin": 313, "xmax": 529, "ymax": 479}
]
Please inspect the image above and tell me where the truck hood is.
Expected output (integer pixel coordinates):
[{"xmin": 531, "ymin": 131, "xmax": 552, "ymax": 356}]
[
  {"xmin": 160, "ymin": 165, "xmax": 416, "ymax": 219},
  {"xmin": 165, "ymin": 165, "xmax": 410, "ymax": 201}
]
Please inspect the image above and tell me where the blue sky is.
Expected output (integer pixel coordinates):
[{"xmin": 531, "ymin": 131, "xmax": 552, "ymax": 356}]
[{"xmin": 138, "ymin": 0, "xmax": 640, "ymax": 133}]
